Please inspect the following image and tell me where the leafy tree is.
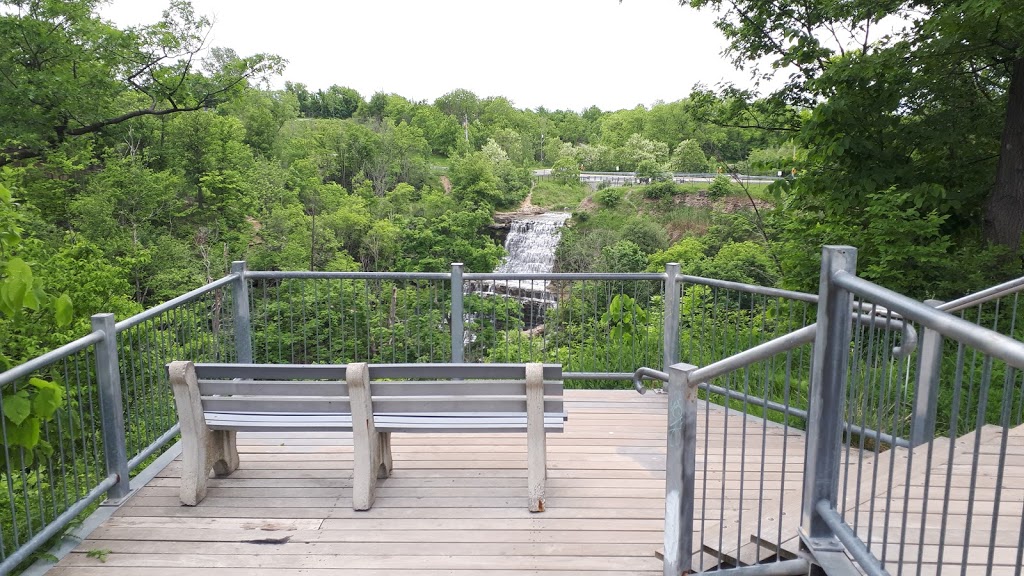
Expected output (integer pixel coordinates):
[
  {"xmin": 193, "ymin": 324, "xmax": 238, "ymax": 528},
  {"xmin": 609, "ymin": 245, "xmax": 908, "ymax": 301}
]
[
  {"xmin": 670, "ymin": 139, "xmax": 710, "ymax": 173},
  {"xmin": 615, "ymin": 134, "xmax": 669, "ymax": 172},
  {"xmin": 550, "ymin": 157, "xmax": 581, "ymax": 186},
  {"xmin": 0, "ymin": 0, "xmax": 284, "ymax": 165},
  {"xmin": 686, "ymin": 0, "xmax": 1024, "ymax": 254}
]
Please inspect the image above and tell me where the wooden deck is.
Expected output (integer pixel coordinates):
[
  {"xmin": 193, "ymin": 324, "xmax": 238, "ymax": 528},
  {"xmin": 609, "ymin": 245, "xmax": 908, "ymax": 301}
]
[
  {"xmin": 42, "ymin": 389, "xmax": 1022, "ymax": 575},
  {"xmin": 49, "ymin": 390, "xmax": 673, "ymax": 575}
]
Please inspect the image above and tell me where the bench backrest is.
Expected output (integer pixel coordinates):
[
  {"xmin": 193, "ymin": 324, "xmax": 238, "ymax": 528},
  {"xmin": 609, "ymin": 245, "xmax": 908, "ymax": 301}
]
[{"xmin": 189, "ymin": 363, "xmax": 563, "ymax": 424}]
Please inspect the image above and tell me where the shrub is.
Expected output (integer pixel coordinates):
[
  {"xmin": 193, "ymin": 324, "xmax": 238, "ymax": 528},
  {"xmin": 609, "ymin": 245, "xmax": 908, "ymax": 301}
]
[
  {"xmin": 643, "ymin": 180, "xmax": 679, "ymax": 199},
  {"xmin": 596, "ymin": 187, "xmax": 624, "ymax": 208},
  {"xmin": 707, "ymin": 175, "xmax": 735, "ymax": 199}
]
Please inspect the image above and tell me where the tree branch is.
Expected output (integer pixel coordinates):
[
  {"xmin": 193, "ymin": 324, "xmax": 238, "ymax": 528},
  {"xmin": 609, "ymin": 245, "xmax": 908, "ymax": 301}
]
[{"xmin": 64, "ymin": 104, "xmax": 204, "ymax": 137}]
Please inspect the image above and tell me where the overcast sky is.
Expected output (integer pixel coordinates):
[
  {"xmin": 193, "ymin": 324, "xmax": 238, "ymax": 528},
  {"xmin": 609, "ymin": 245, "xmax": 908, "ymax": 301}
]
[{"xmin": 99, "ymin": 0, "xmax": 762, "ymax": 112}]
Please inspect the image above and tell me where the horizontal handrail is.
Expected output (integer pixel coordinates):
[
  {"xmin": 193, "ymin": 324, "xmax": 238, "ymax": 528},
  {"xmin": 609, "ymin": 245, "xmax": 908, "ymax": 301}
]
[
  {"xmin": 246, "ymin": 270, "xmax": 451, "ymax": 280},
  {"xmin": 0, "ymin": 330, "xmax": 104, "ymax": 385},
  {"xmin": 834, "ymin": 271, "xmax": 1024, "ymax": 370},
  {"xmin": 115, "ymin": 273, "xmax": 238, "ymax": 332},
  {"xmin": 938, "ymin": 275, "xmax": 1024, "ymax": 313},
  {"xmin": 679, "ymin": 275, "xmax": 818, "ymax": 303}
]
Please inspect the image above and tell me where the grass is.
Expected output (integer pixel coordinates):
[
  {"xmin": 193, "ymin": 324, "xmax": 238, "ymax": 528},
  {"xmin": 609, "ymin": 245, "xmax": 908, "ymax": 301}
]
[{"xmin": 530, "ymin": 180, "xmax": 589, "ymax": 211}]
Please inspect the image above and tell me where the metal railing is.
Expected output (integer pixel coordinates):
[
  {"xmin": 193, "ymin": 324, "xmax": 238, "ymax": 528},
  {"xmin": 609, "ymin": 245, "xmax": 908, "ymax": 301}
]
[
  {"xmin": 812, "ymin": 247, "xmax": 1024, "ymax": 575},
  {"xmin": 0, "ymin": 275, "xmax": 237, "ymax": 573},
  {"xmin": 2, "ymin": 254, "xmax": 1023, "ymax": 575}
]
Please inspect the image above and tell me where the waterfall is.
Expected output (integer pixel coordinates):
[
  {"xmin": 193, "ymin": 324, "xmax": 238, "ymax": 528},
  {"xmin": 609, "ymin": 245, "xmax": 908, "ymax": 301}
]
[
  {"xmin": 495, "ymin": 212, "xmax": 571, "ymax": 275},
  {"xmin": 474, "ymin": 212, "xmax": 570, "ymax": 330}
]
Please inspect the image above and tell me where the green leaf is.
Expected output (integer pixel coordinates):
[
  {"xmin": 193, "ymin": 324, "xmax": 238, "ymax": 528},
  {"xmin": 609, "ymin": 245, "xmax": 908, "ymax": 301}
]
[
  {"xmin": 31, "ymin": 384, "xmax": 63, "ymax": 419},
  {"xmin": 23, "ymin": 286, "xmax": 42, "ymax": 311},
  {"xmin": 3, "ymin": 391, "xmax": 32, "ymax": 425},
  {"xmin": 54, "ymin": 293, "xmax": 73, "ymax": 327},
  {"xmin": 7, "ymin": 416, "xmax": 41, "ymax": 449}
]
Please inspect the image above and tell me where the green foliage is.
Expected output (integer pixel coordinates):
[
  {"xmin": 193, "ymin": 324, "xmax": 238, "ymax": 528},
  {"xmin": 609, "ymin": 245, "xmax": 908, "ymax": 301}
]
[
  {"xmin": 550, "ymin": 157, "xmax": 581, "ymax": 186},
  {"xmin": 670, "ymin": 139, "xmax": 710, "ymax": 173},
  {"xmin": 601, "ymin": 294, "xmax": 649, "ymax": 342},
  {"xmin": 643, "ymin": 180, "xmax": 679, "ymax": 199},
  {"xmin": 596, "ymin": 187, "xmax": 623, "ymax": 208},
  {"xmin": 600, "ymin": 240, "xmax": 647, "ymax": 273},
  {"xmin": 707, "ymin": 175, "xmax": 734, "ymax": 200},
  {"xmin": 529, "ymin": 180, "xmax": 588, "ymax": 211}
]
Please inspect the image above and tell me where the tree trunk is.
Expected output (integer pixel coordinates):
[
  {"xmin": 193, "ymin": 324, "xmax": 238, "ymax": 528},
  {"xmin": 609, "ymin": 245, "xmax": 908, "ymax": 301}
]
[{"xmin": 984, "ymin": 57, "xmax": 1024, "ymax": 250}]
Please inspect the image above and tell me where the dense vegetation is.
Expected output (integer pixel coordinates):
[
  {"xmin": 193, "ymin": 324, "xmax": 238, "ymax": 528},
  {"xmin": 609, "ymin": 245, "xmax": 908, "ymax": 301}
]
[{"xmin": 2, "ymin": 0, "xmax": 1023, "ymax": 568}]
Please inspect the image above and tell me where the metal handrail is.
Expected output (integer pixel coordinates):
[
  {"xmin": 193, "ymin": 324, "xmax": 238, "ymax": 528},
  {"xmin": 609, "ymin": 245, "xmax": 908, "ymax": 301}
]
[
  {"xmin": 632, "ymin": 309, "xmax": 918, "ymax": 393},
  {"xmin": 938, "ymin": 275, "xmax": 1024, "ymax": 313}
]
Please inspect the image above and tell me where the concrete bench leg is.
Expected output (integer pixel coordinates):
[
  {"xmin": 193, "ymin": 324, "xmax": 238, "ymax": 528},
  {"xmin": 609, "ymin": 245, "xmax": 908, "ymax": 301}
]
[
  {"xmin": 379, "ymin": 432, "xmax": 393, "ymax": 478},
  {"xmin": 168, "ymin": 361, "xmax": 240, "ymax": 506},
  {"xmin": 526, "ymin": 363, "xmax": 547, "ymax": 512},
  {"xmin": 348, "ymin": 362, "xmax": 383, "ymax": 510}
]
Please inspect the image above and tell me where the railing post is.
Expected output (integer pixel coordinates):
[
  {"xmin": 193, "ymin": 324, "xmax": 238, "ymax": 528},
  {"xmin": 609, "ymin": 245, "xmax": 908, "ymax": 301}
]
[
  {"xmin": 451, "ymin": 263, "xmax": 464, "ymax": 363},
  {"xmin": 801, "ymin": 246, "xmax": 857, "ymax": 552},
  {"xmin": 231, "ymin": 261, "xmax": 253, "ymax": 364},
  {"xmin": 663, "ymin": 263, "xmax": 681, "ymax": 379},
  {"xmin": 910, "ymin": 299, "xmax": 944, "ymax": 447},
  {"xmin": 663, "ymin": 362, "xmax": 698, "ymax": 576},
  {"xmin": 92, "ymin": 313, "xmax": 130, "ymax": 501}
]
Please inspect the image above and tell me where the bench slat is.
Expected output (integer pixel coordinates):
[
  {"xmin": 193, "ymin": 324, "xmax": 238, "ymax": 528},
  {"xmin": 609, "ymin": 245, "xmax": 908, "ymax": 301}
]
[
  {"xmin": 199, "ymin": 380, "xmax": 347, "ymax": 396},
  {"xmin": 370, "ymin": 397, "xmax": 563, "ymax": 414},
  {"xmin": 201, "ymin": 397, "xmax": 352, "ymax": 413},
  {"xmin": 368, "ymin": 363, "xmax": 561, "ymax": 380},
  {"xmin": 193, "ymin": 363, "xmax": 562, "ymax": 381},
  {"xmin": 369, "ymin": 381, "xmax": 563, "ymax": 396},
  {"xmin": 195, "ymin": 363, "xmax": 347, "ymax": 379}
]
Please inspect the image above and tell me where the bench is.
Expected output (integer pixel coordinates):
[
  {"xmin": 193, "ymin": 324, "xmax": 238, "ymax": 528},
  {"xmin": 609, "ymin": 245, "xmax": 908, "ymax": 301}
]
[{"xmin": 166, "ymin": 361, "xmax": 564, "ymax": 512}]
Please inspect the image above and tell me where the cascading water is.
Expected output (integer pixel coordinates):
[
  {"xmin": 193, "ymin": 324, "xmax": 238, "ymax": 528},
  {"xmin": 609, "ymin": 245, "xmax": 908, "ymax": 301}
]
[
  {"xmin": 495, "ymin": 212, "xmax": 571, "ymax": 275},
  {"xmin": 475, "ymin": 212, "xmax": 571, "ymax": 329}
]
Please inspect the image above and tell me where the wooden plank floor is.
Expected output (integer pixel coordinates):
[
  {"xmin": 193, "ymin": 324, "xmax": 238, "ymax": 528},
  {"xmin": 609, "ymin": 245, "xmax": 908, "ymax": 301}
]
[
  {"xmin": 839, "ymin": 423, "xmax": 1024, "ymax": 575},
  {"xmin": 50, "ymin": 390, "xmax": 673, "ymax": 575},
  {"xmin": 48, "ymin": 389, "xmax": 1018, "ymax": 575}
]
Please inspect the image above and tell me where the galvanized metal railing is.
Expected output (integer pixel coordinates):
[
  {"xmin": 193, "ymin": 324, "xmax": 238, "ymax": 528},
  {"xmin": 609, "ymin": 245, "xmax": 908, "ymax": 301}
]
[
  {"xmin": 3, "ymin": 254, "xmax": 1023, "ymax": 575},
  {"xmin": 0, "ymin": 274, "xmax": 237, "ymax": 573},
  {"xmin": 814, "ymin": 247, "xmax": 1024, "ymax": 575}
]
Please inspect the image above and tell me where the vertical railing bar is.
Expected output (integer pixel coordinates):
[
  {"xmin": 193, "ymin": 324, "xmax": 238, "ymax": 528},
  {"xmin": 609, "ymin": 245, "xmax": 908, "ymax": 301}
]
[
  {"xmin": 54, "ymin": 357, "xmax": 71, "ymax": 514},
  {"xmin": 963, "ymin": 305, "xmax": 983, "ymax": 435},
  {"xmin": 144, "ymin": 317, "xmax": 159, "ymax": 456},
  {"xmin": 301, "ymin": 278, "xmax": 310, "ymax": 363},
  {"xmin": 985, "ymin": 366, "xmax": 1015, "ymax": 573},
  {"xmin": 863, "ymin": 317, "xmax": 888, "ymax": 556},
  {"xmin": 126, "ymin": 328, "xmax": 141, "ymax": 460},
  {"xmin": 286, "ymin": 279, "xmax": 295, "ymax": 362},
  {"xmin": 858, "ymin": 301, "xmax": 883, "ymax": 533},
  {"xmin": 846, "ymin": 297, "xmax": 867, "ymax": 529},
  {"xmin": 92, "ymin": 313, "xmax": 129, "ymax": 501},
  {"xmin": 1, "ymin": 376, "xmax": 20, "ymax": 549},
  {"xmin": 878, "ymin": 330, "xmax": 906, "ymax": 568},
  {"xmin": 363, "ymin": 280, "xmax": 371, "ymax": 362},
  {"xmin": 754, "ymin": 293, "xmax": 773, "ymax": 554},
  {"xmin": 936, "ymin": 342, "xmax": 966, "ymax": 573},
  {"xmin": 801, "ymin": 246, "xmax": 856, "ymax": 553},
  {"xmin": 314, "ymin": 272, "xmax": 323, "ymax": 363},
  {"xmin": 339, "ymin": 278, "xmax": 347, "ymax": 362},
  {"xmin": 451, "ymin": 264, "xmax": 464, "ymax": 363},
  {"xmin": 960, "ymin": 356, "xmax": 993, "ymax": 571}
]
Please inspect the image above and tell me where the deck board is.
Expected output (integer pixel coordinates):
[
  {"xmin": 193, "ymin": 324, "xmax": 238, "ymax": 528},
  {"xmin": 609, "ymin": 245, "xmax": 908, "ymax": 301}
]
[
  {"xmin": 45, "ymin": 389, "xmax": 1019, "ymax": 575},
  {"xmin": 53, "ymin": 390, "xmax": 671, "ymax": 575}
]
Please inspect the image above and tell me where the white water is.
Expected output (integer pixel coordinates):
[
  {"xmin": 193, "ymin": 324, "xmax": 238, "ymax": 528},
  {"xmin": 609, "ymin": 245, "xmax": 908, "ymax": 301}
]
[
  {"xmin": 475, "ymin": 212, "xmax": 570, "ymax": 329},
  {"xmin": 495, "ymin": 212, "xmax": 571, "ymax": 275}
]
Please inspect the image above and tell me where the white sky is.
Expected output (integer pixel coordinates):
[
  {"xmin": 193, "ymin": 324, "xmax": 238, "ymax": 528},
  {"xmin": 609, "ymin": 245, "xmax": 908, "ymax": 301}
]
[{"xmin": 99, "ymin": 0, "xmax": 762, "ymax": 113}]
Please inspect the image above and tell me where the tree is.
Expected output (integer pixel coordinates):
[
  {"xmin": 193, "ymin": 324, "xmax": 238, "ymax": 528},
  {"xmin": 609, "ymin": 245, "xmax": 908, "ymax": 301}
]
[
  {"xmin": 686, "ymin": 0, "xmax": 1024, "ymax": 251},
  {"xmin": 0, "ymin": 0, "xmax": 285, "ymax": 165},
  {"xmin": 670, "ymin": 139, "xmax": 710, "ymax": 173}
]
